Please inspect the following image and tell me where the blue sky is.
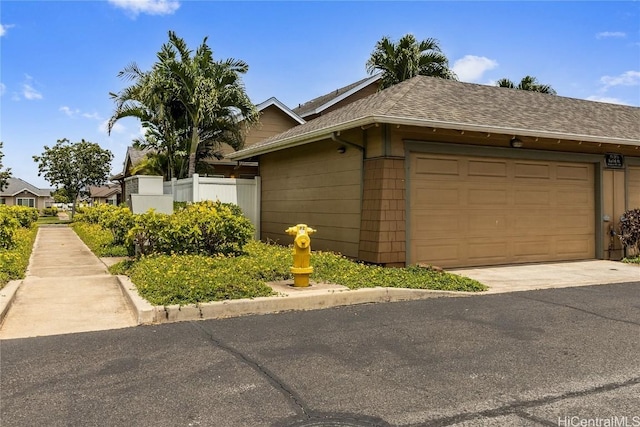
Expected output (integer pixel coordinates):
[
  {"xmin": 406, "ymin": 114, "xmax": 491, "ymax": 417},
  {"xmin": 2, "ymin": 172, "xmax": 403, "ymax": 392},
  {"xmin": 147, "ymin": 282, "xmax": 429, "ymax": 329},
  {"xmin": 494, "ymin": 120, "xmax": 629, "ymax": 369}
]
[{"xmin": 1, "ymin": 1, "xmax": 639, "ymax": 189}]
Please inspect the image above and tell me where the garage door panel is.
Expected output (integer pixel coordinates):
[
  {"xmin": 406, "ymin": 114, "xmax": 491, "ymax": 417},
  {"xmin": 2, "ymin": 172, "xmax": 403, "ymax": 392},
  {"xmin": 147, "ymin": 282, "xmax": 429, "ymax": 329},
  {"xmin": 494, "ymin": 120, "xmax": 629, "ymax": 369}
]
[
  {"xmin": 410, "ymin": 153, "xmax": 595, "ymax": 267},
  {"xmin": 414, "ymin": 242, "xmax": 460, "ymax": 265},
  {"xmin": 515, "ymin": 190, "xmax": 550, "ymax": 205},
  {"xmin": 468, "ymin": 215, "xmax": 506, "ymax": 236},
  {"xmin": 514, "ymin": 162, "xmax": 551, "ymax": 179},
  {"xmin": 413, "ymin": 214, "xmax": 459, "ymax": 237},
  {"xmin": 513, "ymin": 240, "xmax": 551, "ymax": 257},
  {"xmin": 557, "ymin": 164, "xmax": 591, "ymax": 181},
  {"xmin": 468, "ymin": 160, "xmax": 507, "ymax": 177},
  {"xmin": 415, "ymin": 157, "xmax": 460, "ymax": 176},
  {"xmin": 413, "ymin": 186, "xmax": 461, "ymax": 207},
  {"xmin": 556, "ymin": 237, "xmax": 593, "ymax": 256},
  {"xmin": 556, "ymin": 190, "xmax": 593, "ymax": 206},
  {"xmin": 467, "ymin": 241, "xmax": 508, "ymax": 262},
  {"xmin": 468, "ymin": 189, "xmax": 507, "ymax": 205}
]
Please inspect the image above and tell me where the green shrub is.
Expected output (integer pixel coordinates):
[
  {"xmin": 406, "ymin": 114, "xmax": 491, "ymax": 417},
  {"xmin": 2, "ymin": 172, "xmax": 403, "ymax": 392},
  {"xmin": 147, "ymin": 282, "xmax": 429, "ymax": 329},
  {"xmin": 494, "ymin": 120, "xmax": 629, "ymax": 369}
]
[
  {"xmin": 42, "ymin": 206, "xmax": 58, "ymax": 217},
  {"xmin": 0, "ymin": 225, "xmax": 38, "ymax": 288},
  {"xmin": 71, "ymin": 222, "xmax": 129, "ymax": 257},
  {"xmin": 0, "ymin": 205, "xmax": 39, "ymax": 228},
  {"xmin": 0, "ymin": 211, "xmax": 20, "ymax": 249},
  {"xmin": 99, "ymin": 205, "xmax": 134, "ymax": 245},
  {"xmin": 126, "ymin": 201, "xmax": 254, "ymax": 257},
  {"xmin": 74, "ymin": 203, "xmax": 117, "ymax": 224}
]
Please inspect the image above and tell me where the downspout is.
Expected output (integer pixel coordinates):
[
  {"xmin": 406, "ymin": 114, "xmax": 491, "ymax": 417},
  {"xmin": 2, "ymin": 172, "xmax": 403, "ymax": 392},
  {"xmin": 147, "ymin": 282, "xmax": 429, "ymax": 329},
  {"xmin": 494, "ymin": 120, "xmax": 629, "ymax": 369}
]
[{"xmin": 331, "ymin": 132, "xmax": 365, "ymax": 156}]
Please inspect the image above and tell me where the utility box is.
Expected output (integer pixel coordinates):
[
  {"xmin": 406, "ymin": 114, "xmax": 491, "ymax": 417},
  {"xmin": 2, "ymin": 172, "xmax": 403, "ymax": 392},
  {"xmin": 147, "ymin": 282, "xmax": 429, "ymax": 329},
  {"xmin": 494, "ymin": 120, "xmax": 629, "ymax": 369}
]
[{"xmin": 124, "ymin": 175, "xmax": 173, "ymax": 214}]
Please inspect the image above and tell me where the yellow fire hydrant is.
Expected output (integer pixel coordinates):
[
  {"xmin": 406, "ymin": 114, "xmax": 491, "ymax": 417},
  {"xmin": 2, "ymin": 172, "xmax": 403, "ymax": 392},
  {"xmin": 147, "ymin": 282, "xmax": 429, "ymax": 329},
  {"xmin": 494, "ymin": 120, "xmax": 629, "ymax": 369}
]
[{"xmin": 285, "ymin": 224, "xmax": 316, "ymax": 287}]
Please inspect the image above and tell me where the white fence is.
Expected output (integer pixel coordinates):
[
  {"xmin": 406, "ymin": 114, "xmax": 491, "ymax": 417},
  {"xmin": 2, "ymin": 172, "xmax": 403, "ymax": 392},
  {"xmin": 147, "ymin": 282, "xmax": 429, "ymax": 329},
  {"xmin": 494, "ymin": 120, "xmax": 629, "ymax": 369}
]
[{"xmin": 163, "ymin": 174, "xmax": 261, "ymax": 239}]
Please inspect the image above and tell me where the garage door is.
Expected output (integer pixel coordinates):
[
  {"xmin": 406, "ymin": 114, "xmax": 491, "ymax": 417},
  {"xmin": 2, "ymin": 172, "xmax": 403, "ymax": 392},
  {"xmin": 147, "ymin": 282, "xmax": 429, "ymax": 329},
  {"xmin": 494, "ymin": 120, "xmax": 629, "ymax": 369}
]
[
  {"xmin": 628, "ymin": 166, "xmax": 640, "ymax": 210},
  {"xmin": 409, "ymin": 154, "xmax": 595, "ymax": 268}
]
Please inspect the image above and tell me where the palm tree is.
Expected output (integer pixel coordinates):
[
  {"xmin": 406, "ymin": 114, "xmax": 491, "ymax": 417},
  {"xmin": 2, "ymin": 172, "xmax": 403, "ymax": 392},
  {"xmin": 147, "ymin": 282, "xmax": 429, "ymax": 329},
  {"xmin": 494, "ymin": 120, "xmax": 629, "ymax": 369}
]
[
  {"xmin": 366, "ymin": 34, "xmax": 457, "ymax": 89},
  {"xmin": 156, "ymin": 31, "xmax": 258, "ymax": 177},
  {"xmin": 496, "ymin": 75, "xmax": 557, "ymax": 95},
  {"xmin": 109, "ymin": 31, "xmax": 258, "ymax": 178}
]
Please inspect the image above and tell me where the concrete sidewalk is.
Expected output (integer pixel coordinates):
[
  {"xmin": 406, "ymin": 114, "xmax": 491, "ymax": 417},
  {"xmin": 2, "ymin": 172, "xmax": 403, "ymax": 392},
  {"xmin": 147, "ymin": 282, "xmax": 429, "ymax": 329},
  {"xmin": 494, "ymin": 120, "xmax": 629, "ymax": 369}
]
[{"xmin": 0, "ymin": 226, "xmax": 136, "ymax": 339}]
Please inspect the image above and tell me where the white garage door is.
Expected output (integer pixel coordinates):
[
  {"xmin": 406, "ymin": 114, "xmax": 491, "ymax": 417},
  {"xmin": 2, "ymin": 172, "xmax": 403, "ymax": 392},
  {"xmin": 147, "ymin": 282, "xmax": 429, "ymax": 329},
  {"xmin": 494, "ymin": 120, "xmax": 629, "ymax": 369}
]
[{"xmin": 409, "ymin": 153, "xmax": 595, "ymax": 268}]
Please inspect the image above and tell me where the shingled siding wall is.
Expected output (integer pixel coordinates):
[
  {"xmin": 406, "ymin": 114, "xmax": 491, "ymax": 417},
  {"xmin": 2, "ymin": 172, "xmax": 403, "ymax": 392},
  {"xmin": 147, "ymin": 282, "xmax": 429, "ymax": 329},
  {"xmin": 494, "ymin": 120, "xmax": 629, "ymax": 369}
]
[
  {"xmin": 260, "ymin": 141, "xmax": 362, "ymax": 257},
  {"xmin": 359, "ymin": 158, "xmax": 406, "ymax": 265}
]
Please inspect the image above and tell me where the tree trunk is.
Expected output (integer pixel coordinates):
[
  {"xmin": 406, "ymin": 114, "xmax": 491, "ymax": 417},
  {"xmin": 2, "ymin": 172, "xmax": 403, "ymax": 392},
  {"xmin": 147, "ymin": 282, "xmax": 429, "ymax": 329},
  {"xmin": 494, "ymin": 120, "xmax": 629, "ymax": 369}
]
[{"xmin": 187, "ymin": 126, "xmax": 199, "ymax": 178}]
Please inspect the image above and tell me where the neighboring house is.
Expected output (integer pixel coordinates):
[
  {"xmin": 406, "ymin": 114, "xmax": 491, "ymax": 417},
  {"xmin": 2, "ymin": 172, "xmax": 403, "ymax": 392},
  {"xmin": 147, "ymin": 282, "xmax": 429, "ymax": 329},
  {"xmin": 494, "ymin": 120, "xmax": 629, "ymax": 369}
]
[
  {"xmin": 292, "ymin": 74, "xmax": 381, "ymax": 121},
  {"xmin": 206, "ymin": 97, "xmax": 305, "ymax": 178},
  {"xmin": 0, "ymin": 177, "xmax": 53, "ymax": 211},
  {"xmin": 88, "ymin": 184, "xmax": 121, "ymax": 206},
  {"xmin": 117, "ymin": 97, "xmax": 305, "ymax": 181},
  {"xmin": 228, "ymin": 75, "xmax": 640, "ymax": 268}
]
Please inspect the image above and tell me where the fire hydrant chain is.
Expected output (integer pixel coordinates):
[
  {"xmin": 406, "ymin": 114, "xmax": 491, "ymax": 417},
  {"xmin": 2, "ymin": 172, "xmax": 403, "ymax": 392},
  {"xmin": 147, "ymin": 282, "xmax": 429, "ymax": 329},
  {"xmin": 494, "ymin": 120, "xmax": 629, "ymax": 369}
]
[{"xmin": 285, "ymin": 224, "xmax": 316, "ymax": 287}]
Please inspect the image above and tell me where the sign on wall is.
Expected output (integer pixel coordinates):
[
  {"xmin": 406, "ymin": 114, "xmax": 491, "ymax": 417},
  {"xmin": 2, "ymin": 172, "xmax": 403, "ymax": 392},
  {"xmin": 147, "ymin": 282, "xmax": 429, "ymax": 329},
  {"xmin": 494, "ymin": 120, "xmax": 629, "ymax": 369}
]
[{"xmin": 605, "ymin": 153, "xmax": 624, "ymax": 169}]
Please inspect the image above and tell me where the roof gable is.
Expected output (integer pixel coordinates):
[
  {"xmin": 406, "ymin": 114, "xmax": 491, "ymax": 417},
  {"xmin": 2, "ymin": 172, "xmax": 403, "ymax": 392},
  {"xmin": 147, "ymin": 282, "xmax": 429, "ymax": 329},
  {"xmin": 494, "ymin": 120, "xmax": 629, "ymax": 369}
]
[
  {"xmin": 292, "ymin": 74, "xmax": 381, "ymax": 118},
  {"xmin": 229, "ymin": 76, "xmax": 640, "ymax": 159},
  {"xmin": 0, "ymin": 177, "xmax": 52, "ymax": 197},
  {"xmin": 256, "ymin": 97, "xmax": 305, "ymax": 124}
]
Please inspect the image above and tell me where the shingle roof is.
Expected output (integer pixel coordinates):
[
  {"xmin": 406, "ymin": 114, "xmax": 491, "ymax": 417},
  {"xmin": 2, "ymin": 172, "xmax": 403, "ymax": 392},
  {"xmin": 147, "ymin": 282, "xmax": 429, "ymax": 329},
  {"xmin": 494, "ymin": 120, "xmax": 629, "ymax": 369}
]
[
  {"xmin": 229, "ymin": 76, "xmax": 640, "ymax": 160},
  {"xmin": 89, "ymin": 184, "xmax": 121, "ymax": 198},
  {"xmin": 0, "ymin": 177, "xmax": 52, "ymax": 197},
  {"xmin": 292, "ymin": 74, "xmax": 381, "ymax": 118}
]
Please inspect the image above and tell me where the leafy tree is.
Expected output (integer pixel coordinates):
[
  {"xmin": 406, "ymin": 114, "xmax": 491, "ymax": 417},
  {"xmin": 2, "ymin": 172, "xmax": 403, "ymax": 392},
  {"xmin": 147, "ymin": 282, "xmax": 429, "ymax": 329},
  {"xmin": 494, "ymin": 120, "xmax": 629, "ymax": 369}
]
[
  {"xmin": 496, "ymin": 75, "xmax": 557, "ymax": 94},
  {"xmin": 0, "ymin": 142, "xmax": 11, "ymax": 192},
  {"xmin": 33, "ymin": 139, "xmax": 113, "ymax": 219},
  {"xmin": 366, "ymin": 33, "xmax": 457, "ymax": 90},
  {"xmin": 51, "ymin": 188, "xmax": 71, "ymax": 204},
  {"xmin": 109, "ymin": 30, "xmax": 259, "ymax": 178}
]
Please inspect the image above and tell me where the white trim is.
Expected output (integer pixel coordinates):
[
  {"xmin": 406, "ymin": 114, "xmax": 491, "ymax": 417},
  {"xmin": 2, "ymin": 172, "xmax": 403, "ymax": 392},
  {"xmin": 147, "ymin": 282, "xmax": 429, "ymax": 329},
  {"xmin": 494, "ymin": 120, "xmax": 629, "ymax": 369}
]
[
  {"xmin": 227, "ymin": 114, "xmax": 640, "ymax": 160},
  {"xmin": 8, "ymin": 188, "xmax": 39, "ymax": 197},
  {"xmin": 256, "ymin": 97, "xmax": 305, "ymax": 124},
  {"xmin": 297, "ymin": 74, "xmax": 382, "ymax": 118}
]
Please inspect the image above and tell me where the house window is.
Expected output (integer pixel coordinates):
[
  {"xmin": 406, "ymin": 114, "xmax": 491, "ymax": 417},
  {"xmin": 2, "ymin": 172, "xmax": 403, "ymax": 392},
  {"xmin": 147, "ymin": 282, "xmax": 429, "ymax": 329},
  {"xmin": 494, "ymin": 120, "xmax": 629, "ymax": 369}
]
[
  {"xmin": 0, "ymin": 198, "xmax": 5, "ymax": 204},
  {"xmin": 17, "ymin": 198, "xmax": 35, "ymax": 208}
]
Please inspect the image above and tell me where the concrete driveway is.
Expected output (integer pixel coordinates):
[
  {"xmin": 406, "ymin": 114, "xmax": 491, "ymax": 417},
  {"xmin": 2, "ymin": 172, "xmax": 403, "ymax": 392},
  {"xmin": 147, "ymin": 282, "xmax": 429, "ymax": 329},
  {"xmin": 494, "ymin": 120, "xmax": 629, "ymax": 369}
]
[{"xmin": 449, "ymin": 260, "xmax": 640, "ymax": 293}]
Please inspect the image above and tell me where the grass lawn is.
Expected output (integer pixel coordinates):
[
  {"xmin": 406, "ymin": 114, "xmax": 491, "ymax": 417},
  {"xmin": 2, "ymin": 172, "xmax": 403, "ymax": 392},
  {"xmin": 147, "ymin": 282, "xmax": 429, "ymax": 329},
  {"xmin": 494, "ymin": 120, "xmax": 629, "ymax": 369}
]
[
  {"xmin": 36, "ymin": 216, "xmax": 71, "ymax": 225},
  {"xmin": 622, "ymin": 256, "xmax": 640, "ymax": 264},
  {"xmin": 107, "ymin": 240, "xmax": 487, "ymax": 306}
]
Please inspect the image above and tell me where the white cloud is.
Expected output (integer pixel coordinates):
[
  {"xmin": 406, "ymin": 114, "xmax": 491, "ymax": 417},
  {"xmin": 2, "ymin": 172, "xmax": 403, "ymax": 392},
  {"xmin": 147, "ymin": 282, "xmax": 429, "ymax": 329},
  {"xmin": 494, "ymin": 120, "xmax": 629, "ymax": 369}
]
[
  {"xmin": 596, "ymin": 31, "xmax": 626, "ymax": 39},
  {"xmin": 108, "ymin": 0, "xmax": 180, "ymax": 17},
  {"xmin": 99, "ymin": 120, "xmax": 125, "ymax": 134},
  {"xmin": 586, "ymin": 96, "xmax": 630, "ymax": 106},
  {"xmin": 23, "ymin": 83, "xmax": 42, "ymax": 100},
  {"xmin": 600, "ymin": 70, "xmax": 640, "ymax": 90},
  {"xmin": 0, "ymin": 24, "xmax": 14, "ymax": 37},
  {"xmin": 82, "ymin": 112, "xmax": 101, "ymax": 120},
  {"xmin": 0, "ymin": 83, "xmax": 5, "ymax": 96},
  {"xmin": 452, "ymin": 55, "xmax": 498, "ymax": 82},
  {"xmin": 59, "ymin": 106, "xmax": 80, "ymax": 117}
]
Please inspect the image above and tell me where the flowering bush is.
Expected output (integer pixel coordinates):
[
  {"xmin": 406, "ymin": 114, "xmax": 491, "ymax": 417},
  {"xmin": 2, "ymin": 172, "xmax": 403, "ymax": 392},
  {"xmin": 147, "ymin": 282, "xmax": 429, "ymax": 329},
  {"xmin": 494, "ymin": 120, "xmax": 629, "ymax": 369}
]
[{"xmin": 0, "ymin": 225, "xmax": 38, "ymax": 287}]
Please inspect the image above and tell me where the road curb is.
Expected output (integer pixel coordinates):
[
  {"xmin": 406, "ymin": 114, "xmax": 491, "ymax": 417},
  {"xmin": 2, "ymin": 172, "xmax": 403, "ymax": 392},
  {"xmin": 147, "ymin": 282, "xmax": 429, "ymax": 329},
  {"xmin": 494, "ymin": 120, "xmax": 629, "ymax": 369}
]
[
  {"xmin": 115, "ymin": 276, "xmax": 471, "ymax": 325},
  {"xmin": 0, "ymin": 280, "xmax": 22, "ymax": 326}
]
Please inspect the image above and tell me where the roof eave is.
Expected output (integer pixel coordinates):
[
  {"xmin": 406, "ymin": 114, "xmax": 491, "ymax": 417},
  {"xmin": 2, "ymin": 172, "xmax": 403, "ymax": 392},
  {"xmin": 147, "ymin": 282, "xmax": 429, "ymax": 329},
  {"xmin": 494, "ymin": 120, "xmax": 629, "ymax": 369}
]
[{"xmin": 228, "ymin": 114, "xmax": 640, "ymax": 160}]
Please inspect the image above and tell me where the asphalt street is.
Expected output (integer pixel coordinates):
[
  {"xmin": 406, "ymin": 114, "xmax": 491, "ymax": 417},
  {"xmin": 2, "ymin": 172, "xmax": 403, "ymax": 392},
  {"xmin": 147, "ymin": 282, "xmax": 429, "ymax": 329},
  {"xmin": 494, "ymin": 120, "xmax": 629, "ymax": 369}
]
[{"xmin": 1, "ymin": 282, "xmax": 639, "ymax": 427}]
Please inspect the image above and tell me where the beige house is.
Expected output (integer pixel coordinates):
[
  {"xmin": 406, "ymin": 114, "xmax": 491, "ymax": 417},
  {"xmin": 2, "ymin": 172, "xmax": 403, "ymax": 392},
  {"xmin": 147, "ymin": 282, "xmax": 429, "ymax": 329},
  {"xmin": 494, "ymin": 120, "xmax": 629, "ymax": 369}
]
[
  {"xmin": 229, "ymin": 75, "xmax": 640, "ymax": 268},
  {"xmin": 88, "ymin": 184, "xmax": 121, "ymax": 206},
  {"xmin": 0, "ymin": 177, "xmax": 53, "ymax": 212},
  {"xmin": 116, "ymin": 97, "xmax": 305, "ymax": 181}
]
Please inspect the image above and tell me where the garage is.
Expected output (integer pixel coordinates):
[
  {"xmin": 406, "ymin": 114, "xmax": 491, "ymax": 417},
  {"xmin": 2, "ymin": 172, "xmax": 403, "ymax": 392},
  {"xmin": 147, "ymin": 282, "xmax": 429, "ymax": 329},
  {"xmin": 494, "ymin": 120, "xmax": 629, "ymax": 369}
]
[{"xmin": 409, "ymin": 153, "xmax": 595, "ymax": 268}]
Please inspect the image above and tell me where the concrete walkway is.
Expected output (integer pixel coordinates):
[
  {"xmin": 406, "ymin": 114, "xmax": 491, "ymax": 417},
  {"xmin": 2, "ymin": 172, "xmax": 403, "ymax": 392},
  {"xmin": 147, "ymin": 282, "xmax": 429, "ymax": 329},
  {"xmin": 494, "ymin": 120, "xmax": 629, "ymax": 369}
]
[{"xmin": 0, "ymin": 226, "xmax": 136, "ymax": 339}]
